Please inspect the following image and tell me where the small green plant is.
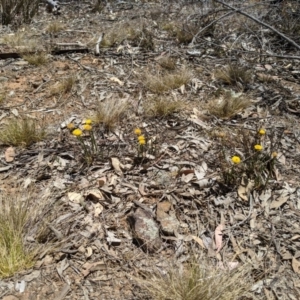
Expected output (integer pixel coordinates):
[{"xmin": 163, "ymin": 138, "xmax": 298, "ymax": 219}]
[
  {"xmin": 145, "ymin": 96, "xmax": 186, "ymax": 117},
  {"xmin": 214, "ymin": 64, "xmax": 251, "ymax": 86},
  {"xmin": 144, "ymin": 68, "xmax": 191, "ymax": 94},
  {"xmin": 68, "ymin": 119, "xmax": 100, "ymax": 165},
  {"xmin": 220, "ymin": 128, "xmax": 279, "ymax": 190},
  {"xmin": 137, "ymin": 257, "xmax": 253, "ymax": 300},
  {"xmin": 207, "ymin": 90, "xmax": 250, "ymax": 119},
  {"xmin": 94, "ymin": 98, "xmax": 128, "ymax": 131},
  {"xmin": 23, "ymin": 52, "xmax": 48, "ymax": 66},
  {"xmin": 0, "ymin": 189, "xmax": 36, "ymax": 278},
  {"xmin": 0, "ymin": 117, "xmax": 46, "ymax": 147}
]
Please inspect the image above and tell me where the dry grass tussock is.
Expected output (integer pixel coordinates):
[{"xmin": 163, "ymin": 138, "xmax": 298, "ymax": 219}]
[
  {"xmin": 50, "ymin": 76, "xmax": 76, "ymax": 95},
  {"xmin": 214, "ymin": 64, "xmax": 252, "ymax": 86},
  {"xmin": 94, "ymin": 98, "xmax": 128, "ymax": 131},
  {"xmin": 2, "ymin": 31, "xmax": 42, "ymax": 53},
  {"xmin": 144, "ymin": 96, "xmax": 186, "ymax": 117},
  {"xmin": 23, "ymin": 52, "xmax": 48, "ymax": 66},
  {"xmin": 45, "ymin": 21, "xmax": 65, "ymax": 34},
  {"xmin": 157, "ymin": 56, "xmax": 176, "ymax": 71},
  {"xmin": 137, "ymin": 257, "xmax": 253, "ymax": 300},
  {"xmin": 0, "ymin": 117, "xmax": 47, "ymax": 147},
  {"xmin": 206, "ymin": 90, "xmax": 250, "ymax": 119},
  {"xmin": 100, "ymin": 22, "xmax": 154, "ymax": 50},
  {"xmin": 144, "ymin": 68, "xmax": 191, "ymax": 94},
  {"xmin": 0, "ymin": 188, "xmax": 42, "ymax": 278}
]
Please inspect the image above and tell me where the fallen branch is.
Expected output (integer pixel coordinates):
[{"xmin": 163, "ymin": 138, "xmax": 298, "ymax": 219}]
[{"xmin": 215, "ymin": 0, "xmax": 300, "ymax": 51}]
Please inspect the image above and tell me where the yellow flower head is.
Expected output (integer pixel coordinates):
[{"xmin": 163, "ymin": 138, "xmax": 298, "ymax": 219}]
[
  {"xmin": 72, "ymin": 128, "xmax": 82, "ymax": 137},
  {"xmin": 254, "ymin": 144, "xmax": 263, "ymax": 151},
  {"xmin": 134, "ymin": 128, "xmax": 142, "ymax": 135},
  {"xmin": 272, "ymin": 152, "xmax": 278, "ymax": 158},
  {"xmin": 67, "ymin": 123, "xmax": 75, "ymax": 130},
  {"xmin": 231, "ymin": 156, "xmax": 241, "ymax": 164},
  {"xmin": 83, "ymin": 124, "xmax": 92, "ymax": 131},
  {"xmin": 139, "ymin": 139, "xmax": 146, "ymax": 145},
  {"xmin": 258, "ymin": 129, "xmax": 266, "ymax": 135},
  {"xmin": 138, "ymin": 135, "xmax": 145, "ymax": 142},
  {"xmin": 84, "ymin": 119, "xmax": 92, "ymax": 125}
]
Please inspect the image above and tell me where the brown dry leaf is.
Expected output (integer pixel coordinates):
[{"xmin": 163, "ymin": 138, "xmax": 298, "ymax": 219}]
[
  {"xmin": 111, "ymin": 157, "xmax": 123, "ymax": 175},
  {"xmin": 68, "ymin": 192, "xmax": 84, "ymax": 204},
  {"xmin": 181, "ymin": 172, "xmax": 194, "ymax": 183},
  {"xmin": 85, "ymin": 189, "xmax": 104, "ymax": 201},
  {"xmin": 270, "ymin": 193, "xmax": 289, "ymax": 209},
  {"xmin": 215, "ymin": 224, "xmax": 224, "ymax": 253},
  {"xmin": 292, "ymin": 257, "xmax": 300, "ymax": 274},
  {"xmin": 93, "ymin": 203, "xmax": 103, "ymax": 217},
  {"xmin": 4, "ymin": 147, "xmax": 15, "ymax": 162},
  {"xmin": 98, "ymin": 176, "xmax": 107, "ymax": 187},
  {"xmin": 277, "ymin": 152, "xmax": 286, "ymax": 165},
  {"xmin": 191, "ymin": 235, "xmax": 205, "ymax": 249}
]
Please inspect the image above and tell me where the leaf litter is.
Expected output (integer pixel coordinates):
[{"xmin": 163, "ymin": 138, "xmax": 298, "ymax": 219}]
[{"xmin": 1, "ymin": 1, "xmax": 300, "ymax": 300}]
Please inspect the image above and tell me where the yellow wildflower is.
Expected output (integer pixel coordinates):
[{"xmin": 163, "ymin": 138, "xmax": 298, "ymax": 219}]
[
  {"xmin": 83, "ymin": 124, "xmax": 92, "ymax": 131},
  {"xmin": 272, "ymin": 152, "xmax": 278, "ymax": 158},
  {"xmin": 258, "ymin": 129, "xmax": 266, "ymax": 135},
  {"xmin": 138, "ymin": 135, "xmax": 145, "ymax": 141},
  {"xmin": 67, "ymin": 123, "xmax": 75, "ymax": 130},
  {"xmin": 254, "ymin": 144, "xmax": 263, "ymax": 151},
  {"xmin": 139, "ymin": 139, "xmax": 146, "ymax": 145},
  {"xmin": 231, "ymin": 156, "xmax": 241, "ymax": 164},
  {"xmin": 72, "ymin": 129, "xmax": 82, "ymax": 137},
  {"xmin": 134, "ymin": 128, "xmax": 142, "ymax": 135},
  {"xmin": 84, "ymin": 119, "xmax": 92, "ymax": 125}
]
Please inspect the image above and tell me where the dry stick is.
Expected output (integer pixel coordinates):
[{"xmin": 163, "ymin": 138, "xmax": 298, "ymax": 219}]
[
  {"xmin": 215, "ymin": 0, "xmax": 300, "ymax": 51},
  {"xmin": 95, "ymin": 33, "xmax": 104, "ymax": 56}
]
